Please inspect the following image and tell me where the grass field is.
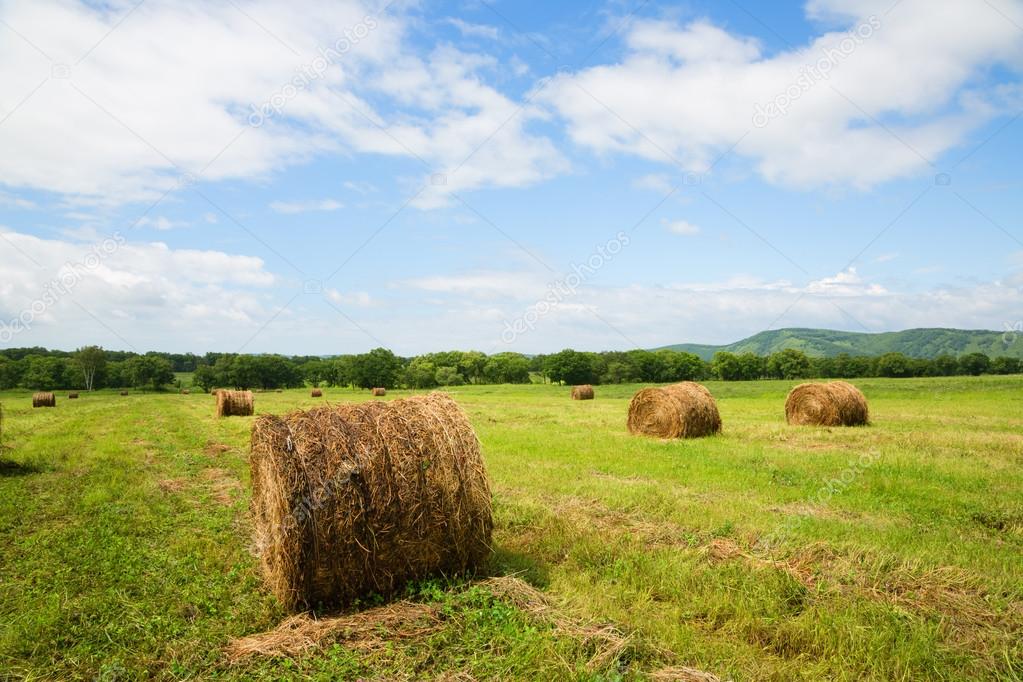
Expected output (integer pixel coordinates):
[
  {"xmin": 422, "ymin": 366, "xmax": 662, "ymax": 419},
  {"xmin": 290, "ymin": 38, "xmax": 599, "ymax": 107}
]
[{"xmin": 1, "ymin": 377, "xmax": 1021, "ymax": 681}]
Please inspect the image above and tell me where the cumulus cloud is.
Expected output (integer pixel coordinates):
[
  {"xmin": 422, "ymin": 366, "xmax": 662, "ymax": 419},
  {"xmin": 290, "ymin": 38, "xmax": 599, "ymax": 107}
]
[
  {"xmin": 270, "ymin": 199, "xmax": 343, "ymax": 214},
  {"xmin": 662, "ymin": 219, "xmax": 700, "ymax": 235},
  {"xmin": 0, "ymin": 0, "xmax": 562, "ymax": 208},
  {"xmin": 542, "ymin": 0, "xmax": 1023, "ymax": 189}
]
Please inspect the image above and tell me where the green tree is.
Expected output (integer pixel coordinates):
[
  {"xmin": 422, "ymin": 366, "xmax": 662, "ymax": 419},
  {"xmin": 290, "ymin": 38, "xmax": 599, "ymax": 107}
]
[
  {"xmin": 74, "ymin": 345, "xmax": 106, "ymax": 391},
  {"xmin": 192, "ymin": 365, "xmax": 217, "ymax": 392},
  {"xmin": 458, "ymin": 351, "xmax": 488, "ymax": 384},
  {"xmin": 958, "ymin": 353, "xmax": 991, "ymax": 376},
  {"xmin": 546, "ymin": 349, "xmax": 598, "ymax": 385},
  {"xmin": 351, "ymin": 348, "xmax": 402, "ymax": 389},
  {"xmin": 990, "ymin": 356, "xmax": 1022, "ymax": 374},
  {"xmin": 126, "ymin": 354, "xmax": 175, "ymax": 390},
  {"xmin": 875, "ymin": 352, "xmax": 913, "ymax": 378},
  {"xmin": 405, "ymin": 357, "xmax": 439, "ymax": 389},
  {"xmin": 483, "ymin": 353, "xmax": 531, "ymax": 384},
  {"xmin": 766, "ymin": 349, "xmax": 811, "ymax": 379},
  {"xmin": 435, "ymin": 366, "xmax": 464, "ymax": 386},
  {"xmin": 711, "ymin": 352, "xmax": 743, "ymax": 381}
]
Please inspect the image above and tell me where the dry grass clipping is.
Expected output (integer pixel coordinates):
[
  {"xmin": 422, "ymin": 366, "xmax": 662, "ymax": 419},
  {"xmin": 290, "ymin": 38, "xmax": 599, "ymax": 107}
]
[
  {"xmin": 32, "ymin": 392, "xmax": 56, "ymax": 408},
  {"xmin": 627, "ymin": 382, "xmax": 721, "ymax": 439},
  {"xmin": 217, "ymin": 390, "xmax": 254, "ymax": 418},
  {"xmin": 786, "ymin": 381, "xmax": 869, "ymax": 426},
  {"xmin": 249, "ymin": 392, "xmax": 493, "ymax": 609},
  {"xmin": 649, "ymin": 667, "xmax": 722, "ymax": 681},
  {"xmin": 571, "ymin": 385, "xmax": 595, "ymax": 400},
  {"xmin": 310, "ymin": 389, "xmax": 323, "ymax": 398},
  {"xmin": 226, "ymin": 576, "xmax": 629, "ymax": 672},
  {"xmin": 371, "ymin": 387, "xmax": 387, "ymax": 397}
]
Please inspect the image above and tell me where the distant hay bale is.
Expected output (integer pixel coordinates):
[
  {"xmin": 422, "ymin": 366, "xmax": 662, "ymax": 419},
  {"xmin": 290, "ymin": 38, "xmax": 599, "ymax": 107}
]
[
  {"xmin": 371, "ymin": 387, "xmax": 386, "ymax": 397},
  {"xmin": 249, "ymin": 392, "xmax": 493, "ymax": 610},
  {"xmin": 310, "ymin": 389, "xmax": 323, "ymax": 398},
  {"xmin": 275, "ymin": 389, "xmax": 284, "ymax": 393},
  {"xmin": 571, "ymin": 385, "xmax": 594, "ymax": 400},
  {"xmin": 32, "ymin": 392, "xmax": 56, "ymax": 408},
  {"xmin": 119, "ymin": 391, "xmax": 129, "ymax": 397},
  {"xmin": 785, "ymin": 381, "xmax": 868, "ymax": 427},
  {"xmin": 68, "ymin": 392, "xmax": 79, "ymax": 400},
  {"xmin": 217, "ymin": 390, "xmax": 254, "ymax": 418},
  {"xmin": 627, "ymin": 382, "xmax": 721, "ymax": 439},
  {"xmin": 181, "ymin": 389, "xmax": 190, "ymax": 395}
]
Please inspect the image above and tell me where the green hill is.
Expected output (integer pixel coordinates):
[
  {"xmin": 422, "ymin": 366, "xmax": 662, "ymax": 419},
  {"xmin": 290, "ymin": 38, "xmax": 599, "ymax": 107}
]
[{"xmin": 658, "ymin": 328, "xmax": 1023, "ymax": 360}]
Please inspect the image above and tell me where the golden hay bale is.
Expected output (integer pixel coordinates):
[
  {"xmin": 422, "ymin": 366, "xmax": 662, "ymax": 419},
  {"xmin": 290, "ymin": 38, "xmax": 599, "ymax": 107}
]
[
  {"xmin": 68, "ymin": 392, "xmax": 79, "ymax": 400},
  {"xmin": 571, "ymin": 385, "xmax": 595, "ymax": 400},
  {"xmin": 216, "ymin": 390, "xmax": 254, "ymax": 418},
  {"xmin": 310, "ymin": 389, "xmax": 323, "ymax": 398},
  {"xmin": 180, "ymin": 389, "xmax": 190, "ymax": 395},
  {"xmin": 371, "ymin": 387, "xmax": 387, "ymax": 397},
  {"xmin": 32, "ymin": 392, "xmax": 56, "ymax": 408},
  {"xmin": 275, "ymin": 389, "xmax": 284, "ymax": 393},
  {"xmin": 120, "ymin": 391, "xmax": 129, "ymax": 396},
  {"xmin": 627, "ymin": 382, "xmax": 721, "ymax": 439},
  {"xmin": 785, "ymin": 381, "xmax": 868, "ymax": 427},
  {"xmin": 249, "ymin": 392, "xmax": 493, "ymax": 609}
]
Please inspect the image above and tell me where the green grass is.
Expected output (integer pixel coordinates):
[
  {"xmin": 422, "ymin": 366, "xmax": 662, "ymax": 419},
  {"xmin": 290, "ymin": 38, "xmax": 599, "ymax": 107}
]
[{"xmin": 1, "ymin": 377, "xmax": 1021, "ymax": 680}]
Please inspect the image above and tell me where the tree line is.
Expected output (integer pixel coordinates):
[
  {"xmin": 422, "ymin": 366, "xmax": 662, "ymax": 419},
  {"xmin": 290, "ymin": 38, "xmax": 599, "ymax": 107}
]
[{"xmin": 0, "ymin": 345, "xmax": 1019, "ymax": 391}]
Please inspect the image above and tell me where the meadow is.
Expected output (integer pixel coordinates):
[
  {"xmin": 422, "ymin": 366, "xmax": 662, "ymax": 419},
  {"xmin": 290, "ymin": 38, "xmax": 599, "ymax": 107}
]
[{"xmin": 1, "ymin": 376, "xmax": 1021, "ymax": 681}]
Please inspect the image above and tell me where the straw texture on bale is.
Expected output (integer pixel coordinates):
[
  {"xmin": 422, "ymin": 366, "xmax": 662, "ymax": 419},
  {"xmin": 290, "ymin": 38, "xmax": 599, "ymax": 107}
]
[
  {"xmin": 785, "ymin": 381, "xmax": 868, "ymax": 427},
  {"xmin": 571, "ymin": 385, "xmax": 595, "ymax": 400},
  {"xmin": 371, "ymin": 387, "xmax": 387, "ymax": 397},
  {"xmin": 217, "ymin": 390, "xmax": 254, "ymax": 418},
  {"xmin": 249, "ymin": 392, "xmax": 493, "ymax": 609},
  {"xmin": 310, "ymin": 389, "xmax": 323, "ymax": 398},
  {"xmin": 627, "ymin": 382, "xmax": 721, "ymax": 439},
  {"xmin": 32, "ymin": 392, "xmax": 56, "ymax": 408},
  {"xmin": 68, "ymin": 392, "xmax": 79, "ymax": 400}
]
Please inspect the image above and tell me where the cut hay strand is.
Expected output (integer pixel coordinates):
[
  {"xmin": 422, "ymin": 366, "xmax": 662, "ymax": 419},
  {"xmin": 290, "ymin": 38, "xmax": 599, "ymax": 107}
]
[
  {"xmin": 249, "ymin": 392, "xmax": 492, "ymax": 609},
  {"xmin": 32, "ymin": 392, "xmax": 56, "ymax": 408},
  {"xmin": 216, "ymin": 390, "xmax": 254, "ymax": 418},
  {"xmin": 785, "ymin": 381, "xmax": 868, "ymax": 427},
  {"xmin": 571, "ymin": 385, "xmax": 595, "ymax": 400},
  {"xmin": 371, "ymin": 387, "xmax": 387, "ymax": 397},
  {"xmin": 310, "ymin": 389, "xmax": 323, "ymax": 398},
  {"xmin": 68, "ymin": 392, "xmax": 79, "ymax": 400},
  {"xmin": 649, "ymin": 667, "xmax": 722, "ymax": 681},
  {"xmin": 627, "ymin": 382, "xmax": 721, "ymax": 439}
]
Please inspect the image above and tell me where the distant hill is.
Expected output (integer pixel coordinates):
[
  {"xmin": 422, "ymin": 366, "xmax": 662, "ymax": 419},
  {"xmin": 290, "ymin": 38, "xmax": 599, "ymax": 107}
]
[{"xmin": 657, "ymin": 328, "xmax": 1023, "ymax": 361}]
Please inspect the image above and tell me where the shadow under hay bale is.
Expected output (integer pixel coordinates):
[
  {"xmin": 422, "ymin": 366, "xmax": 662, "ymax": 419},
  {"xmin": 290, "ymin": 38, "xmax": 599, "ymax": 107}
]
[
  {"xmin": 32, "ymin": 392, "xmax": 56, "ymax": 408},
  {"xmin": 371, "ymin": 387, "xmax": 387, "ymax": 397},
  {"xmin": 68, "ymin": 392, "xmax": 79, "ymax": 400},
  {"xmin": 310, "ymin": 389, "xmax": 323, "ymax": 398},
  {"xmin": 249, "ymin": 392, "xmax": 492, "ymax": 610},
  {"xmin": 571, "ymin": 385, "xmax": 595, "ymax": 400},
  {"xmin": 627, "ymin": 382, "xmax": 721, "ymax": 439},
  {"xmin": 785, "ymin": 381, "xmax": 868, "ymax": 427},
  {"xmin": 217, "ymin": 390, "xmax": 254, "ymax": 418}
]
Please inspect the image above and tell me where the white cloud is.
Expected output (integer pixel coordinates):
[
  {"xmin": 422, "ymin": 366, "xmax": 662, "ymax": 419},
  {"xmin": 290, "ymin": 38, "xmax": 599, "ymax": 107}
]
[
  {"xmin": 326, "ymin": 288, "xmax": 374, "ymax": 307},
  {"xmin": 135, "ymin": 216, "xmax": 182, "ymax": 230},
  {"xmin": 542, "ymin": 0, "xmax": 1023, "ymax": 189},
  {"xmin": 270, "ymin": 199, "xmax": 343, "ymax": 214},
  {"xmin": 0, "ymin": 0, "xmax": 562, "ymax": 208},
  {"xmin": 0, "ymin": 191, "xmax": 35, "ymax": 209},
  {"xmin": 662, "ymin": 218, "xmax": 700, "ymax": 235},
  {"xmin": 444, "ymin": 18, "xmax": 500, "ymax": 40}
]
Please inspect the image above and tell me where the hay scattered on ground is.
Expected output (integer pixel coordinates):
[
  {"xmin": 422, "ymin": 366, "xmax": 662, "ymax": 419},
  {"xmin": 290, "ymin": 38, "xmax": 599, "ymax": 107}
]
[
  {"xmin": 627, "ymin": 383, "xmax": 721, "ymax": 438},
  {"xmin": 785, "ymin": 381, "xmax": 869, "ymax": 426},
  {"xmin": 226, "ymin": 576, "xmax": 629, "ymax": 672},
  {"xmin": 571, "ymin": 385, "xmax": 595, "ymax": 400},
  {"xmin": 32, "ymin": 392, "xmax": 56, "ymax": 408},
  {"xmin": 310, "ymin": 389, "xmax": 323, "ymax": 398},
  {"xmin": 158, "ymin": 478, "xmax": 187, "ymax": 493},
  {"xmin": 216, "ymin": 390, "xmax": 254, "ymax": 418},
  {"xmin": 371, "ymin": 387, "xmax": 387, "ymax": 397},
  {"xmin": 649, "ymin": 667, "xmax": 722, "ymax": 682},
  {"xmin": 249, "ymin": 392, "xmax": 492, "ymax": 609}
]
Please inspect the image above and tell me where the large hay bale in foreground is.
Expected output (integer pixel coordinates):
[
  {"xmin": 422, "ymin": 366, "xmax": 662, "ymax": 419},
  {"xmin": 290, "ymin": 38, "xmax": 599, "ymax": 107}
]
[
  {"xmin": 32, "ymin": 392, "xmax": 56, "ymax": 408},
  {"xmin": 310, "ymin": 389, "xmax": 323, "ymax": 398},
  {"xmin": 571, "ymin": 385, "xmax": 594, "ymax": 400},
  {"xmin": 249, "ymin": 392, "xmax": 493, "ymax": 609},
  {"xmin": 371, "ymin": 387, "xmax": 387, "ymax": 397},
  {"xmin": 217, "ymin": 390, "xmax": 254, "ymax": 418},
  {"xmin": 627, "ymin": 382, "xmax": 721, "ymax": 439},
  {"xmin": 68, "ymin": 392, "xmax": 79, "ymax": 400},
  {"xmin": 785, "ymin": 381, "xmax": 868, "ymax": 426}
]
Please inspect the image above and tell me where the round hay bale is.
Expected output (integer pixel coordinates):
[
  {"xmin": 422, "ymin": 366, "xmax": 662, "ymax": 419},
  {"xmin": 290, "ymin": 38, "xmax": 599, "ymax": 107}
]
[
  {"xmin": 571, "ymin": 384, "xmax": 594, "ymax": 400},
  {"xmin": 371, "ymin": 387, "xmax": 387, "ymax": 397},
  {"xmin": 32, "ymin": 392, "xmax": 56, "ymax": 408},
  {"xmin": 119, "ymin": 391, "xmax": 129, "ymax": 397},
  {"xmin": 627, "ymin": 382, "xmax": 721, "ymax": 439},
  {"xmin": 785, "ymin": 381, "xmax": 868, "ymax": 426},
  {"xmin": 68, "ymin": 392, "xmax": 79, "ymax": 400},
  {"xmin": 310, "ymin": 389, "xmax": 323, "ymax": 398},
  {"xmin": 275, "ymin": 389, "xmax": 284, "ymax": 393},
  {"xmin": 180, "ymin": 389, "xmax": 190, "ymax": 395},
  {"xmin": 216, "ymin": 390, "xmax": 254, "ymax": 418},
  {"xmin": 249, "ymin": 392, "xmax": 493, "ymax": 609}
]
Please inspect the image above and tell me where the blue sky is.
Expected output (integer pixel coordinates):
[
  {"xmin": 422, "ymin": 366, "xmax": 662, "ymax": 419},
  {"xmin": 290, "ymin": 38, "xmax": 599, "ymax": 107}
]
[{"xmin": 0, "ymin": 0, "xmax": 1021, "ymax": 355}]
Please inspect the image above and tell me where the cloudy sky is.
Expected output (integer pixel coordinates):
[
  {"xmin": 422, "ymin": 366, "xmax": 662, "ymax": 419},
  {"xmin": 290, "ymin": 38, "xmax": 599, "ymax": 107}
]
[{"xmin": 0, "ymin": 0, "xmax": 1021, "ymax": 355}]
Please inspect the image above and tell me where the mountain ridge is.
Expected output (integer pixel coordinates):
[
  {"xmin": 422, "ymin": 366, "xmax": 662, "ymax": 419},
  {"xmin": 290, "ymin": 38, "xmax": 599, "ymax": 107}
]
[{"xmin": 655, "ymin": 327, "xmax": 1023, "ymax": 361}]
